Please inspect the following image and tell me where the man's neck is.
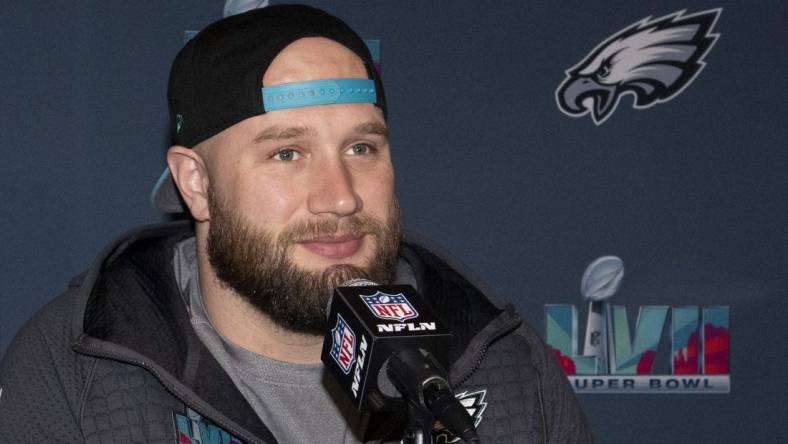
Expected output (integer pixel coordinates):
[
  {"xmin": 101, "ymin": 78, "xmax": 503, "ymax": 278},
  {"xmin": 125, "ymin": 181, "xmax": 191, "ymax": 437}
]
[{"xmin": 195, "ymin": 240, "xmax": 324, "ymax": 364}]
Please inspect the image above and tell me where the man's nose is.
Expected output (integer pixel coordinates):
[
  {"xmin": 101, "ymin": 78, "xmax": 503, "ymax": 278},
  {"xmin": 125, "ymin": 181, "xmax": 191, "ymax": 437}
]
[{"xmin": 307, "ymin": 159, "xmax": 362, "ymax": 217}]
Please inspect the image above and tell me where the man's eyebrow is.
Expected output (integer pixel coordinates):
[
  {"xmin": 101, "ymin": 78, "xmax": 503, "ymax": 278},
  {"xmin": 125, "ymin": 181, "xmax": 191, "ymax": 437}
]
[
  {"xmin": 252, "ymin": 125, "xmax": 317, "ymax": 143},
  {"xmin": 352, "ymin": 121, "xmax": 389, "ymax": 138}
]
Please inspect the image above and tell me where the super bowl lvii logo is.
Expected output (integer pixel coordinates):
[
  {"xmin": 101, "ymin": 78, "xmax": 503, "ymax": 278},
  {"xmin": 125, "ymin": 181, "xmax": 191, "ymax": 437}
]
[{"xmin": 545, "ymin": 256, "xmax": 730, "ymax": 393}]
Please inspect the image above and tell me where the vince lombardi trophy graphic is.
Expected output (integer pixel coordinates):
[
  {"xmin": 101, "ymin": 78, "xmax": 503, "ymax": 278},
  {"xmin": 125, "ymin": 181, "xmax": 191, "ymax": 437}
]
[
  {"xmin": 224, "ymin": 0, "xmax": 269, "ymax": 17},
  {"xmin": 580, "ymin": 256, "xmax": 624, "ymax": 374}
]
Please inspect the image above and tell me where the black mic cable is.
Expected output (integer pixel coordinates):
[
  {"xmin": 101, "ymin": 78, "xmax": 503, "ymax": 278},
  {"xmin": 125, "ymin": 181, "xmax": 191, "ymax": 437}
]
[{"xmin": 387, "ymin": 348, "xmax": 480, "ymax": 443}]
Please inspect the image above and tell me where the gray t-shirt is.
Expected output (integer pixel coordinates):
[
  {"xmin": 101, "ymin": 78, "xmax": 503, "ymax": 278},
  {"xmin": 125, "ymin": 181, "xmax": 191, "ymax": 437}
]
[{"xmin": 173, "ymin": 238, "xmax": 416, "ymax": 443}]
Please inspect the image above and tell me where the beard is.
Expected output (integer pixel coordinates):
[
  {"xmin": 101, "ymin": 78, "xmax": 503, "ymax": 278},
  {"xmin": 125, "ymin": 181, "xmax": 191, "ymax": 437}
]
[{"xmin": 206, "ymin": 186, "xmax": 402, "ymax": 335}]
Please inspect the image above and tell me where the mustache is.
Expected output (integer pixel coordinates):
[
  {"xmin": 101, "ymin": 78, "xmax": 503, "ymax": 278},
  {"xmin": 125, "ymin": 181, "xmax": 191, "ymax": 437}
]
[{"xmin": 279, "ymin": 214, "xmax": 385, "ymax": 244}]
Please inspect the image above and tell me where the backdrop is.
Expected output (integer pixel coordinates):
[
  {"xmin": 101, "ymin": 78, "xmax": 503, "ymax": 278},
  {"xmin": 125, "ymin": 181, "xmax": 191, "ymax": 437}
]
[{"xmin": 2, "ymin": 1, "xmax": 786, "ymax": 442}]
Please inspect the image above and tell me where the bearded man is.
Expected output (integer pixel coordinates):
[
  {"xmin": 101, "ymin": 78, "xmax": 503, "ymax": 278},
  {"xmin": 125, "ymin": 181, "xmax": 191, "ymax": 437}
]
[{"xmin": 0, "ymin": 5, "xmax": 591, "ymax": 443}]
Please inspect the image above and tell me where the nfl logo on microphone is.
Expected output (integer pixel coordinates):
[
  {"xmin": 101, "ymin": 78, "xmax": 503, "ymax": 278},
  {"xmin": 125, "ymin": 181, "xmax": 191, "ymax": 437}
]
[
  {"xmin": 361, "ymin": 291, "xmax": 419, "ymax": 322},
  {"xmin": 330, "ymin": 314, "xmax": 356, "ymax": 375}
]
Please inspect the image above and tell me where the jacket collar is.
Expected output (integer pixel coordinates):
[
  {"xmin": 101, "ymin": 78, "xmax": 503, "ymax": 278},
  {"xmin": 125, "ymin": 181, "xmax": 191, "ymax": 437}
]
[{"xmin": 70, "ymin": 221, "xmax": 514, "ymax": 442}]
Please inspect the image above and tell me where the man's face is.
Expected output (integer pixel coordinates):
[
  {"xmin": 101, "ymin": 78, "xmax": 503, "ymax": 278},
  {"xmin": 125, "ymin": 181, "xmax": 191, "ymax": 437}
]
[{"xmin": 202, "ymin": 38, "xmax": 400, "ymax": 334}]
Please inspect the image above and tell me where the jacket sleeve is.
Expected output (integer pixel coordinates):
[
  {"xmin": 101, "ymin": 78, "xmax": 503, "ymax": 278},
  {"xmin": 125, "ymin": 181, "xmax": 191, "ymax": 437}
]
[
  {"xmin": 0, "ymin": 292, "xmax": 87, "ymax": 442},
  {"xmin": 516, "ymin": 321, "xmax": 594, "ymax": 444}
]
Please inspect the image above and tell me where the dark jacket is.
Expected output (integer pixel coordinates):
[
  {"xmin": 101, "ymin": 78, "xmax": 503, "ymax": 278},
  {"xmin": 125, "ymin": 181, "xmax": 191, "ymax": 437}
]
[{"xmin": 0, "ymin": 222, "xmax": 591, "ymax": 443}]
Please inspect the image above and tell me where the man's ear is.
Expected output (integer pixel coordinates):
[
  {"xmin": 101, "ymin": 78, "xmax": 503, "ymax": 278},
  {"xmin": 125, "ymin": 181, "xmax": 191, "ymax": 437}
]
[{"xmin": 167, "ymin": 146, "xmax": 211, "ymax": 222}]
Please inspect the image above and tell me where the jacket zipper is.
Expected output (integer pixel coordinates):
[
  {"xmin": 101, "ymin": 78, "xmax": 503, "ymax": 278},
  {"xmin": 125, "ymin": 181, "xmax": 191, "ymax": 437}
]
[
  {"xmin": 452, "ymin": 308, "xmax": 523, "ymax": 388},
  {"xmin": 73, "ymin": 340, "xmax": 265, "ymax": 444},
  {"xmin": 453, "ymin": 342, "xmax": 491, "ymax": 388}
]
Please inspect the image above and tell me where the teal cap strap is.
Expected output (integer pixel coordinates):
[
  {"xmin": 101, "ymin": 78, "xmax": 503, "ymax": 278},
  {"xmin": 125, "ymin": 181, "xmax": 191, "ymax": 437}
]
[{"xmin": 262, "ymin": 78, "xmax": 376, "ymax": 112}]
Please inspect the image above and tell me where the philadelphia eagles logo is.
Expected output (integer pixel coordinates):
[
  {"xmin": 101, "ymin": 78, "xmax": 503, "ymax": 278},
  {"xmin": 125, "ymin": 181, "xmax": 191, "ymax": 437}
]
[
  {"xmin": 556, "ymin": 8, "xmax": 721, "ymax": 125},
  {"xmin": 433, "ymin": 389, "xmax": 488, "ymax": 443}
]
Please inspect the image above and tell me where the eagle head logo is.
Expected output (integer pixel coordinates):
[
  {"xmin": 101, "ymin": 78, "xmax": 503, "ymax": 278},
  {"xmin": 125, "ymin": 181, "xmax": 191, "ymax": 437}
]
[
  {"xmin": 433, "ymin": 389, "xmax": 488, "ymax": 443},
  {"xmin": 556, "ymin": 9, "xmax": 721, "ymax": 125}
]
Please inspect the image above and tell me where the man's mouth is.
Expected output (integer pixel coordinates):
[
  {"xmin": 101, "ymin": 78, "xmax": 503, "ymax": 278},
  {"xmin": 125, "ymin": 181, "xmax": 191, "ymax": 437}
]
[{"xmin": 298, "ymin": 234, "xmax": 364, "ymax": 259}]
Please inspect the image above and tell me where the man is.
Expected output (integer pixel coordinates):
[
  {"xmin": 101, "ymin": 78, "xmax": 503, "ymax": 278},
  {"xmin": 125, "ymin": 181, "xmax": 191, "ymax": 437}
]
[{"xmin": 0, "ymin": 5, "xmax": 591, "ymax": 443}]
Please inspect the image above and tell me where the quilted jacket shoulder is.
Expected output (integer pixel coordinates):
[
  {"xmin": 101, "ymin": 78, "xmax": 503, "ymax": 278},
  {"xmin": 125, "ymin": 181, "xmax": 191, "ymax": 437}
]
[
  {"xmin": 0, "ymin": 285, "xmax": 91, "ymax": 441},
  {"xmin": 0, "ymin": 223, "xmax": 592, "ymax": 443}
]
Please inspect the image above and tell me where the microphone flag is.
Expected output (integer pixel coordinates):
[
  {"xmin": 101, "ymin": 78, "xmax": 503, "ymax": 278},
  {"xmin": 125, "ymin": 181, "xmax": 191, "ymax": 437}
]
[{"xmin": 321, "ymin": 284, "xmax": 453, "ymax": 412}]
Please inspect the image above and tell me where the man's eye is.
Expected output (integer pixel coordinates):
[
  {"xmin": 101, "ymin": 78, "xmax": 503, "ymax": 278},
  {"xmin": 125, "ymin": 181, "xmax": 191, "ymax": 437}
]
[
  {"xmin": 272, "ymin": 148, "xmax": 299, "ymax": 161},
  {"xmin": 347, "ymin": 143, "xmax": 373, "ymax": 155}
]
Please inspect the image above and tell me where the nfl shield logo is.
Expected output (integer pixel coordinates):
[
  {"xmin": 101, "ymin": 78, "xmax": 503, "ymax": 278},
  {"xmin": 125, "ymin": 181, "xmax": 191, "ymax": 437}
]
[
  {"xmin": 329, "ymin": 314, "xmax": 356, "ymax": 374},
  {"xmin": 361, "ymin": 291, "xmax": 419, "ymax": 322}
]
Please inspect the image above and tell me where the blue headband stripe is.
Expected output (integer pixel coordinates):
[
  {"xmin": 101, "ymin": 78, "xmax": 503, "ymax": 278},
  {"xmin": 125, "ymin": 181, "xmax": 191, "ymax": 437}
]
[{"xmin": 262, "ymin": 78, "xmax": 376, "ymax": 112}]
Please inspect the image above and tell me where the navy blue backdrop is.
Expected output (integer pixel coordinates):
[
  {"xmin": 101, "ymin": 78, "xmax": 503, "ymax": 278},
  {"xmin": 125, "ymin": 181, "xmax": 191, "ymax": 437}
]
[{"xmin": 2, "ymin": 1, "xmax": 786, "ymax": 442}]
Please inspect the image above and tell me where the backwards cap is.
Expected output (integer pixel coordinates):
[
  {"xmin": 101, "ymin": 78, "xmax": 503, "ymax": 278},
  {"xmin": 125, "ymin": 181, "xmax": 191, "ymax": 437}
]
[
  {"xmin": 170, "ymin": 4, "xmax": 386, "ymax": 147},
  {"xmin": 153, "ymin": 5, "xmax": 386, "ymax": 212}
]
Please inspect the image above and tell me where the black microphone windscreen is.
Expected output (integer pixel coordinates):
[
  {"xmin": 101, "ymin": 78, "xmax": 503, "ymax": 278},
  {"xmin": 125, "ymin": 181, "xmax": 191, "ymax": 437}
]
[
  {"xmin": 325, "ymin": 279, "xmax": 379, "ymax": 319},
  {"xmin": 342, "ymin": 278, "xmax": 378, "ymax": 287}
]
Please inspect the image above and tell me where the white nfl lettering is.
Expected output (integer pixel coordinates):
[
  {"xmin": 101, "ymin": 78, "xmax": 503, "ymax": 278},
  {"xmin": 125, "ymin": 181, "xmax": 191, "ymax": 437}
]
[
  {"xmin": 351, "ymin": 335, "xmax": 369, "ymax": 398},
  {"xmin": 376, "ymin": 322, "xmax": 437, "ymax": 333},
  {"xmin": 413, "ymin": 322, "xmax": 435, "ymax": 331}
]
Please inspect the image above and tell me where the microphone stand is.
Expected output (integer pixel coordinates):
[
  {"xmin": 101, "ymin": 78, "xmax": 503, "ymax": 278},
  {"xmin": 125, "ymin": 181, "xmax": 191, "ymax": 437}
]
[
  {"xmin": 402, "ymin": 403, "xmax": 434, "ymax": 444},
  {"xmin": 389, "ymin": 349, "xmax": 481, "ymax": 444}
]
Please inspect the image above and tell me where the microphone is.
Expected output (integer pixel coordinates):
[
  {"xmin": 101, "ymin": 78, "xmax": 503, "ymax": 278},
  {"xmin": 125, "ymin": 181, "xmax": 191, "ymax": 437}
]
[{"xmin": 321, "ymin": 280, "xmax": 480, "ymax": 442}]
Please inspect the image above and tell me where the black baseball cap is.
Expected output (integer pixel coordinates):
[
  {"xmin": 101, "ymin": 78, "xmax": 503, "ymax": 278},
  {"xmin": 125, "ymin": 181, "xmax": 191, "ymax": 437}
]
[{"xmin": 152, "ymin": 4, "xmax": 386, "ymax": 213}]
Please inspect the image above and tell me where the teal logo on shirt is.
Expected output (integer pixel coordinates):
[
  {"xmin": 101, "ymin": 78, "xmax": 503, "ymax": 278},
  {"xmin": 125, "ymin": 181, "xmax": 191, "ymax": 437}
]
[{"xmin": 174, "ymin": 407, "xmax": 242, "ymax": 444}]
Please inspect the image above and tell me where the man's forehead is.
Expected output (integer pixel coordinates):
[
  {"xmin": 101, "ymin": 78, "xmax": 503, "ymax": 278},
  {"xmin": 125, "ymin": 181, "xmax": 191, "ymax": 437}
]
[
  {"xmin": 262, "ymin": 37, "xmax": 367, "ymax": 86},
  {"xmin": 252, "ymin": 119, "xmax": 389, "ymax": 143},
  {"xmin": 198, "ymin": 104, "xmax": 386, "ymax": 152}
]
